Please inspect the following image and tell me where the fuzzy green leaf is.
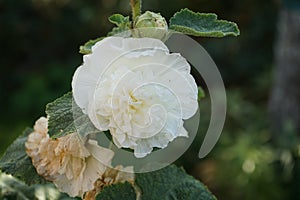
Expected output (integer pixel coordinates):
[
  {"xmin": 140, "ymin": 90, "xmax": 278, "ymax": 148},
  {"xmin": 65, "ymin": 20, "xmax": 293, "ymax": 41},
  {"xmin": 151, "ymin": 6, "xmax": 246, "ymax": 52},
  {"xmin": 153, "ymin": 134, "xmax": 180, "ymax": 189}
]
[
  {"xmin": 170, "ymin": 8, "xmax": 240, "ymax": 37},
  {"xmin": 46, "ymin": 92, "xmax": 100, "ymax": 138},
  {"xmin": 96, "ymin": 182, "xmax": 136, "ymax": 200},
  {"xmin": 79, "ymin": 37, "xmax": 104, "ymax": 54},
  {"xmin": 135, "ymin": 165, "xmax": 217, "ymax": 200},
  {"xmin": 0, "ymin": 128, "xmax": 47, "ymax": 185}
]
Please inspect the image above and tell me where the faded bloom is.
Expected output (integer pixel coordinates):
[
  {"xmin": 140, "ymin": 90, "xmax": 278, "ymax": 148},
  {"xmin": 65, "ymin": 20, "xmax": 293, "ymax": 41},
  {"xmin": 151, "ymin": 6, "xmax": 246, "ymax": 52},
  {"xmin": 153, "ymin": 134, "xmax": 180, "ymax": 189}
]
[
  {"xmin": 83, "ymin": 165, "xmax": 134, "ymax": 200},
  {"xmin": 72, "ymin": 37, "xmax": 198, "ymax": 158},
  {"xmin": 26, "ymin": 117, "xmax": 115, "ymax": 197}
]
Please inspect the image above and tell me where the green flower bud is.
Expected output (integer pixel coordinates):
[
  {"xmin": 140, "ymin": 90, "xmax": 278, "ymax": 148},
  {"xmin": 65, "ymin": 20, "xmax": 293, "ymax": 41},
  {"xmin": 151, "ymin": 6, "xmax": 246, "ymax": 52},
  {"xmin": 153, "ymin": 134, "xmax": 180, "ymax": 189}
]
[{"xmin": 133, "ymin": 11, "xmax": 168, "ymax": 40}]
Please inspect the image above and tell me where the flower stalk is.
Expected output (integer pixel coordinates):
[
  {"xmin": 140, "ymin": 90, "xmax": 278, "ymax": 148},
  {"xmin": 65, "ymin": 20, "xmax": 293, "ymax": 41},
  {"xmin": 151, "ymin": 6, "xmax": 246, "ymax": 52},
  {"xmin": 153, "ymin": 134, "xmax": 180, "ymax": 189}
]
[{"xmin": 130, "ymin": 0, "xmax": 141, "ymax": 21}]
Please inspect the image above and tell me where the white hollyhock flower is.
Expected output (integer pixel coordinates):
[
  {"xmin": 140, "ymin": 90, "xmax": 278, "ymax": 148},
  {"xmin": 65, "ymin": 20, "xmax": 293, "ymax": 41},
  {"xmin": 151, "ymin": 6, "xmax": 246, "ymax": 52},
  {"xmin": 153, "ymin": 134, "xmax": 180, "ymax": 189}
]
[
  {"xmin": 26, "ymin": 117, "xmax": 115, "ymax": 197},
  {"xmin": 72, "ymin": 37, "xmax": 198, "ymax": 158}
]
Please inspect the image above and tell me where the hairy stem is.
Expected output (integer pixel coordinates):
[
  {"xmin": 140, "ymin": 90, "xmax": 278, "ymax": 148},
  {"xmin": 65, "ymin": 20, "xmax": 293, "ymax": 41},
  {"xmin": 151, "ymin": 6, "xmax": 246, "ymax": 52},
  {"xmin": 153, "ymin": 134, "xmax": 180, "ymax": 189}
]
[{"xmin": 130, "ymin": 0, "xmax": 142, "ymax": 21}]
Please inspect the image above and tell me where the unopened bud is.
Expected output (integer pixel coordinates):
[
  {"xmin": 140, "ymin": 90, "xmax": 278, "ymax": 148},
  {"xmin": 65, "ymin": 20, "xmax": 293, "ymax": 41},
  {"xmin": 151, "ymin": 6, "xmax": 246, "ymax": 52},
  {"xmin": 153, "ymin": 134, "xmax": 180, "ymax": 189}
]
[{"xmin": 133, "ymin": 11, "xmax": 168, "ymax": 40}]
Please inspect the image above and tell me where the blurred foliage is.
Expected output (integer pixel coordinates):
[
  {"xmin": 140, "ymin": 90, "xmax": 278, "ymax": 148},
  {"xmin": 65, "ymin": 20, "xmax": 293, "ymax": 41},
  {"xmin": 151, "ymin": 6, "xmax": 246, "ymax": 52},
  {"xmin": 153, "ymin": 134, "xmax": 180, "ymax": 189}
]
[
  {"xmin": 2, "ymin": 0, "xmax": 300, "ymax": 199},
  {"xmin": 177, "ymin": 71, "xmax": 300, "ymax": 199},
  {"xmin": 0, "ymin": 172, "xmax": 77, "ymax": 199}
]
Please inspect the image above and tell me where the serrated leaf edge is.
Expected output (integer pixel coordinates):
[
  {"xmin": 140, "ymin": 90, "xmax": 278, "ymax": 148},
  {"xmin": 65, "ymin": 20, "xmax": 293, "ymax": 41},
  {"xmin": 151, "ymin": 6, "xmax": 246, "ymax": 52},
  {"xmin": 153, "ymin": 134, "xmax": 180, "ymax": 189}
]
[{"xmin": 169, "ymin": 8, "xmax": 240, "ymax": 37}]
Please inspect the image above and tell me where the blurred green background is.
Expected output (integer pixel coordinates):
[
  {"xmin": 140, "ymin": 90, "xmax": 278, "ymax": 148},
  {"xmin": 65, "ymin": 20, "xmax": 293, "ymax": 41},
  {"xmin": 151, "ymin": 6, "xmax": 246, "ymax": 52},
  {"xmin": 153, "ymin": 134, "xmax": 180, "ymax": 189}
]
[{"xmin": 1, "ymin": 0, "xmax": 300, "ymax": 199}]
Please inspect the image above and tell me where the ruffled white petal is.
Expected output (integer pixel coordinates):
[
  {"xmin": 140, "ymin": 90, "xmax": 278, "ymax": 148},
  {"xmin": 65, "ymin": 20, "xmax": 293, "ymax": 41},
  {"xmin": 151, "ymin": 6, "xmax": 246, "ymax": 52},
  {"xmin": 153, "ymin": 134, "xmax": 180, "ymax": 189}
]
[
  {"xmin": 72, "ymin": 36, "xmax": 198, "ymax": 158},
  {"xmin": 72, "ymin": 37, "xmax": 169, "ymax": 113}
]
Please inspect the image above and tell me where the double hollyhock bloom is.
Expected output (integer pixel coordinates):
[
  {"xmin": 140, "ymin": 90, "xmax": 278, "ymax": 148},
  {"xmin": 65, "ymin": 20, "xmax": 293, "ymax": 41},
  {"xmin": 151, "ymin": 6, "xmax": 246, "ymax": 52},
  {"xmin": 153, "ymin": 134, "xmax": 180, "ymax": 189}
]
[{"xmin": 72, "ymin": 37, "xmax": 198, "ymax": 158}]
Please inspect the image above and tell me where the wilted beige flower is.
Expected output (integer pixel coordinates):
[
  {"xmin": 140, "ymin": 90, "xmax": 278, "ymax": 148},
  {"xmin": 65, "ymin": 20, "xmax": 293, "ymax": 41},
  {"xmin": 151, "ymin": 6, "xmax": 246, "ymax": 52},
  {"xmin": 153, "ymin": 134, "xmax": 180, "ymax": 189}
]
[
  {"xmin": 25, "ymin": 117, "xmax": 116, "ymax": 197},
  {"xmin": 25, "ymin": 117, "xmax": 60, "ymax": 181},
  {"xmin": 83, "ymin": 165, "xmax": 134, "ymax": 200}
]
